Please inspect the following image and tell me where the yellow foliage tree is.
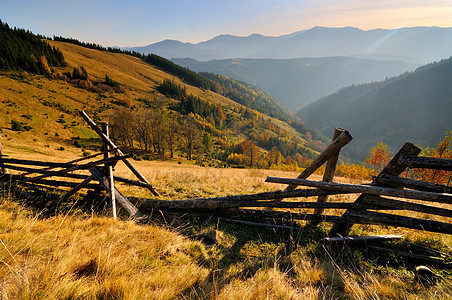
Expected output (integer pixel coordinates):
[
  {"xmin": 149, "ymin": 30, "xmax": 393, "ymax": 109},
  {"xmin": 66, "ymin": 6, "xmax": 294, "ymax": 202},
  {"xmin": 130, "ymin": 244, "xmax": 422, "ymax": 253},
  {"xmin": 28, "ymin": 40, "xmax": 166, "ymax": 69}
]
[
  {"xmin": 412, "ymin": 131, "xmax": 452, "ymax": 184},
  {"xmin": 366, "ymin": 142, "xmax": 391, "ymax": 174},
  {"xmin": 40, "ymin": 56, "xmax": 52, "ymax": 75}
]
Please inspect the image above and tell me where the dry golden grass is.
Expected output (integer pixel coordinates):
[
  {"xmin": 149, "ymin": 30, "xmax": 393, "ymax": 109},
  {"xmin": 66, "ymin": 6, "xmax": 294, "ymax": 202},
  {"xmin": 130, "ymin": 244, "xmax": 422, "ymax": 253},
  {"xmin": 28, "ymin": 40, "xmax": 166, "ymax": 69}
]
[
  {"xmin": 0, "ymin": 189, "xmax": 210, "ymax": 299},
  {"xmin": 1, "ymin": 159, "xmax": 452, "ymax": 299}
]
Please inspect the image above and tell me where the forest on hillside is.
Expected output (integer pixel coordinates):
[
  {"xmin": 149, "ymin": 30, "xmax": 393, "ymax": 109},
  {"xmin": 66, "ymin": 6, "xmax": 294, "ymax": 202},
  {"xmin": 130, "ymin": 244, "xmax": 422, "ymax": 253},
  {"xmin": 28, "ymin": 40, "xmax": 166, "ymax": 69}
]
[
  {"xmin": 108, "ymin": 78, "xmax": 320, "ymax": 169},
  {"xmin": 0, "ymin": 20, "xmax": 65, "ymax": 74},
  {"xmin": 297, "ymin": 57, "xmax": 452, "ymax": 160}
]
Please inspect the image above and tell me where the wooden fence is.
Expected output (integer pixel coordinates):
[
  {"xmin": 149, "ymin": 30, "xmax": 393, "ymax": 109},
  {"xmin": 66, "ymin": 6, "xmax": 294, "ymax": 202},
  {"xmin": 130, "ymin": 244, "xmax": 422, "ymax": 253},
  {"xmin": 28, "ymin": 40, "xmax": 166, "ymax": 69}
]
[{"xmin": 1, "ymin": 112, "xmax": 451, "ymax": 237}]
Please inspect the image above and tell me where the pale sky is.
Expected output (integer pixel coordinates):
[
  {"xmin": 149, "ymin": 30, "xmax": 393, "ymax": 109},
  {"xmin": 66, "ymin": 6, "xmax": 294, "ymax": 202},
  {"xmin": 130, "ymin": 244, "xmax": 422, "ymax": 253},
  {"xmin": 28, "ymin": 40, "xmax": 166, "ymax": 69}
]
[{"xmin": 1, "ymin": 0, "xmax": 451, "ymax": 47}]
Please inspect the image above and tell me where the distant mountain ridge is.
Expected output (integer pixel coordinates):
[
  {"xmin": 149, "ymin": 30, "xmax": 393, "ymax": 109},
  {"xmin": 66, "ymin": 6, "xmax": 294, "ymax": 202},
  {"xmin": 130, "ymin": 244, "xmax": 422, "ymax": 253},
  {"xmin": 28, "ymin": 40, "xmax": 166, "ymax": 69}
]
[
  {"xmin": 296, "ymin": 57, "xmax": 452, "ymax": 161},
  {"xmin": 172, "ymin": 57, "xmax": 419, "ymax": 109},
  {"xmin": 130, "ymin": 26, "xmax": 452, "ymax": 64}
]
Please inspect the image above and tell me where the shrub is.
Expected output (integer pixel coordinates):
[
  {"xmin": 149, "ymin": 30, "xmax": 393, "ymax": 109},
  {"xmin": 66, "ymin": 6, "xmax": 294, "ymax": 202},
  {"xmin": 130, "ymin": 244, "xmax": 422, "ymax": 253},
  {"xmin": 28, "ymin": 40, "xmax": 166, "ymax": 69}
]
[{"xmin": 11, "ymin": 120, "xmax": 31, "ymax": 131}]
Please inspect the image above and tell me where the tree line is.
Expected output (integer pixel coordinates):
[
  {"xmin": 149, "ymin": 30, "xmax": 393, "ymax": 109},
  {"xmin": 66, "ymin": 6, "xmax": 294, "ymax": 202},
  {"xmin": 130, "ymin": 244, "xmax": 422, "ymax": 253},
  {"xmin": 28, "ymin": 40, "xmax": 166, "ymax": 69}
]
[
  {"xmin": 0, "ymin": 20, "xmax": 65, "ymax": 74},
  {"xmin": 108, "ymin": 106, "xmax": 218, "ymax": 162}
]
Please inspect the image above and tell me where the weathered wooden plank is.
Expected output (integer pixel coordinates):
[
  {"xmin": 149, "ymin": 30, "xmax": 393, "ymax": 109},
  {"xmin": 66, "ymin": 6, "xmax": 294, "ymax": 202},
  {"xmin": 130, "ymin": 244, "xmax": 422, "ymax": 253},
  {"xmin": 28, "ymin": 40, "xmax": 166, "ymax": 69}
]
[
  {"xmin": 379, "ymin": 142, "xmax": 422, "ymax": 177},
  {"xmin": 134, "ymin": 198, "xmax": 363, "ymax": 211},
  {"xmin": 361, "ymin": 194, "xmax": 452, "ymax": 217},
  {"xmin": 374, "ymin": 173, "xmax": 452, "ymax": 194},
  {"xmin": 347, "ymin": 210, "xmax": 452, "ymax": 234},
  {"xmin": 22, "ymin": 178, "xmax": 97, "ymax": 189},
  {"xmin": 2, "ymin": 167, "xmax": 164, "ymax": 190},
  {"xmin": 0, "ymin": 164, "xmax": 89, "ymax": 179},
  {"xmin": 80, "ymin": 110, "xmax": 159, "ymax": 196},
  {"xmin": 266, "ymin": 177, "xmax": 452, "ymax": 204},
  {"xmin": 331, "ymin": 142, "xmax": 424, "ymax": 236},
  {"xmin": 323, "ymin": 235, "xmax": 403, "ymax": 243},
  {"xmin": 399, "ymin": 154, "xmax": 452, "ymax": 171},
  {"xmin": 18, "ymin": 151, "xmax": 108, "ymax": 176},
  {"xmin": 59, "ymin": 175, "xmax": 95, "ymax": 202},
  {"xmin": 102, "ymin": 122, "xmax": 116, "ymax": 220},
  {"xmin": 285, "ymin": 130, "xmax": 353, "ymax": 191},
  {"xmin": 16, "ymin": 155, "xmax": 130, "ymax": 185},
  {"xmin": 90, "ymin": 167, "xmax": 144, "ymax": 220},
  {"xmin": 238, "ymin": 209, "xmax": 346, "ymax": 223},
  {"xmin": 314, "ymin": 128, "xmax": 343, "ymax": 217},
  {"xmin": 1, "ymin": 174, "xmax": 96, "ymax": 188},
  {"xmin": 0, "ymin": 157, "xmax": 77, "ymax": 168},
  {"xmin": 139, "ymin": 188, "xmax": 346, "ymax": 210}
]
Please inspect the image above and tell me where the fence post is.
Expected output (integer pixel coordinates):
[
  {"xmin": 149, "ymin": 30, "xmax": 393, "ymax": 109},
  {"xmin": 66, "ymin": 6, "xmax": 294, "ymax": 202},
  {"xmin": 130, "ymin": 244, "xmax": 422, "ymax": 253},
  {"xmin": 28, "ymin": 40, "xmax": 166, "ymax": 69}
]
[
  {"xmin": 312, "ymin": 128, "xmax": 343, "ymax": 220},
  {"xmin": 0, "ymin": 131, "xmax": 8, "ymax": 174},
  {"xmin": 102, "ymin": 122, "xmax": 117, "ymax": 220},
  {"xmin": 285, "ymin": 130, "xmax": 352, "ymax": 192},
  {"xmin": 329, "ymin": 141, "xmax": 421, "ymax": 236}
]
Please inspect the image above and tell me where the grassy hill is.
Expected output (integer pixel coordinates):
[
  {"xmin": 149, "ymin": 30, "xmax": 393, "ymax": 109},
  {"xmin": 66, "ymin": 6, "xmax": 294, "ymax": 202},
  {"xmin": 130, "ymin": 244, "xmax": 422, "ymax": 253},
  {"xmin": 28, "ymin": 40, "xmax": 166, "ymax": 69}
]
[
  {"xmin": 297, "ymin": 57, "xmax": 452, "ymax": 161},
  {"xmin": 0, "ymin": 35, "xmax": 324, "ymax": 167}
]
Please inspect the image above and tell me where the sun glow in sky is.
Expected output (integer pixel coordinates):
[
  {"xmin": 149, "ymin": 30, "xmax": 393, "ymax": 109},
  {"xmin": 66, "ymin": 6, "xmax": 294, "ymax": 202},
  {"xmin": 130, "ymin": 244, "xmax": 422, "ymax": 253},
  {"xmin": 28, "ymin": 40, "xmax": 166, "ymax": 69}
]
[{"xmin": 1, "ymin": 0, "xmax": 451, "ymax": 46}]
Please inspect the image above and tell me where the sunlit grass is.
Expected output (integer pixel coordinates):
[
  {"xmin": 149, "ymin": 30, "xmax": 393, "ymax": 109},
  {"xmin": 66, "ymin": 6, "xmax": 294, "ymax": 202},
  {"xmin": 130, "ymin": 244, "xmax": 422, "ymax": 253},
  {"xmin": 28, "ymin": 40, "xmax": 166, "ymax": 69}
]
[{"xmin": 1, "ymin": 162, "xmax": 451, "ymax": 299}]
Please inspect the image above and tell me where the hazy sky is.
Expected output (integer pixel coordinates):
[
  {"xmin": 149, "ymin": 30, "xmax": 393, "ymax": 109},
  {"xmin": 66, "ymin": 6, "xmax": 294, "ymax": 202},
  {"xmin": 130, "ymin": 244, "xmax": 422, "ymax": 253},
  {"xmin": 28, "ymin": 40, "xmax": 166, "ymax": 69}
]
[{"xmin": 1, "ymin": 0, "xmax": 451, "ymax": 47}]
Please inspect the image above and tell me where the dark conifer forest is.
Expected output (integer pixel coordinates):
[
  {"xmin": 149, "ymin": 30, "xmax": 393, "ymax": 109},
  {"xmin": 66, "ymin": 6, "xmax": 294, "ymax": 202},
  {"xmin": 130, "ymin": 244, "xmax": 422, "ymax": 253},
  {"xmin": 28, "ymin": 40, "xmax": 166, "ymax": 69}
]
[{"xmin": 0, "ymin": 20, "xmax": 65, "ymax": 74}]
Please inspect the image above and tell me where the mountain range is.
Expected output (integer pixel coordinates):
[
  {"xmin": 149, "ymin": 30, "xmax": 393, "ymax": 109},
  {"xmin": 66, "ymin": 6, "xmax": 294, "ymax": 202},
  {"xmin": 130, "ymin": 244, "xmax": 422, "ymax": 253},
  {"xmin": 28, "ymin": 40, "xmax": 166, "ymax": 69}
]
[
  {"xmin": 130, "ymin": 26, "xmax": 452, "ymax": 64},
  {"xmin": 172, "ymin": 57, "xmax": 419, "ymax": 110},
  {"xmin": 297, "ymin": 57, "xmax": 452, "ymax": 160}
]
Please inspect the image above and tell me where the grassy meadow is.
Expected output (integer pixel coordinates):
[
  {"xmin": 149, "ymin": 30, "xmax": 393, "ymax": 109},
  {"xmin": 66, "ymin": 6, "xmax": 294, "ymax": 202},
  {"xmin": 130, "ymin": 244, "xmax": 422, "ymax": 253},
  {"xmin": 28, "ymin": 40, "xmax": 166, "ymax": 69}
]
[{"xmin": 1, "ymin": 152, "xmax": 451, "ymax": 299}]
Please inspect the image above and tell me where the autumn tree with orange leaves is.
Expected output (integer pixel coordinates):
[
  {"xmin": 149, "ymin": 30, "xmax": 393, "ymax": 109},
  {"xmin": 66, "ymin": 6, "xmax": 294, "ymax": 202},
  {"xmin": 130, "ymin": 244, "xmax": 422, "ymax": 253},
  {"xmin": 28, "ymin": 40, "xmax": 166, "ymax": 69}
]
[
  {"xmin": 411, "ymin": 131, "xmax": 452, "ymax": 185},
  {"xmin": 366, "ymin": 142, "xmax": 391, "ymax": 174}
]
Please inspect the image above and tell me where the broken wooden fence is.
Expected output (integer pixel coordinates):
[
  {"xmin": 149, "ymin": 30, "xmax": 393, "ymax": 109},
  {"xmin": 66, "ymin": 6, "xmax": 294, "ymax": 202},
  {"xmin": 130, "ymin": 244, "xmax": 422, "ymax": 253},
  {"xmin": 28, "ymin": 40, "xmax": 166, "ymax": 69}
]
[
  {"xmin": 0, "ymin": 110, "xmax": 157, "ymax": 220},
  {"xmin": 131, "ymin": 130, "xmax": 452, "ymax": 236},
  {"xmin": 1, "ymin": 113, "xmax": 451, "ymax": 236}
]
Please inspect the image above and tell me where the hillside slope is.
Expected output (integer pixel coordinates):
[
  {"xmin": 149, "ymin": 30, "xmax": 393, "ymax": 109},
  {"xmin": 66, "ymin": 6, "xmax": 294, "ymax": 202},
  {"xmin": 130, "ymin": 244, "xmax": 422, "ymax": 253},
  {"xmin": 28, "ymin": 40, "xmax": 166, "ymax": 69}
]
[
  {"xmin": 0, "ymin": 36, "xmax": 323, "ymax": 165},
  {"xmin": 173, "ymin": 57, "xmax": 419, "ymax": 109},
  {"xmin": 296, "ymin": 57, "xmax": 452, "ymax": 160}
]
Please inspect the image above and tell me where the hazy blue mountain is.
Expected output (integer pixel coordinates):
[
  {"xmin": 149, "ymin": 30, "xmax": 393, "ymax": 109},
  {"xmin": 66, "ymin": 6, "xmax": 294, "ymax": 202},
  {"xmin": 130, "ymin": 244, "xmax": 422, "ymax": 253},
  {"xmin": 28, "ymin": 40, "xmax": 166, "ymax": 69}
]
[
  {"xmin": 296, "ymin": 57, "xmax": 452, "ymax": 161},
  {"xmin": 172, "ymin": 57, "xmax": 419, "ymax": 109},
  {"xmin": 129, "ymin": 26, "xmax": 452, "ymax": 64}
]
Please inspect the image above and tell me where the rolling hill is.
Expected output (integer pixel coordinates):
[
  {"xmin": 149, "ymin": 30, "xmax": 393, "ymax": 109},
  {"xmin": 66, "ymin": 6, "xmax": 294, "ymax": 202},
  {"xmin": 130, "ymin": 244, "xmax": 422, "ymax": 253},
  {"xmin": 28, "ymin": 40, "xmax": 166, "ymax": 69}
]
[
  {"xmin": 172, "ymin": 57, "xmax": 419, "ymax": 109},
  {"xmin": 0, "ymin": 23, "xmax": 324, "ymax": 168},
  {"xmin": 296, "ymin": 57, "xmax": 452, "ymax": 160},
  {"xmin": 130, "ymin": 26, "xmax": 452, "ymax": 64}
]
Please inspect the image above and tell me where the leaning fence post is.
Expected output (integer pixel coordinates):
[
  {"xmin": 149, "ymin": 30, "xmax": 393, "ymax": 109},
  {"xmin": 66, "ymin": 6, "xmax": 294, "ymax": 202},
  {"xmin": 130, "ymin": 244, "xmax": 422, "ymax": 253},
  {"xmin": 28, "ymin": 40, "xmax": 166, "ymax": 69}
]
[
  {"xmin": 285, "ymin": 129, "xmax": 353, "ymax": 192},
  {"xmin": 102, "ymin": 122, "xmax": 117, "ymax": 220},
  {"xmin": 329, "ymin": 141, "xmax": 422, "ymax": 236},
  {"xmin": 312, "ymin": 128, "xmax": 344, "ymax": 221},
  {"xmin": 80, "ymin": 110, "xmax": 159, "ymax": 196},
  {"xmin": 0, "ymin": 131, "xmax": 9, "ymax": 174}
]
